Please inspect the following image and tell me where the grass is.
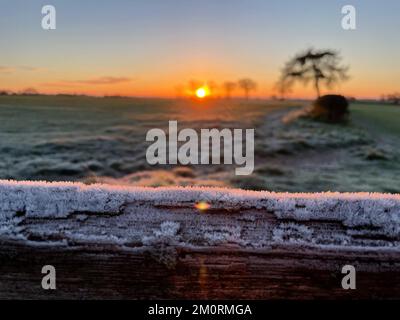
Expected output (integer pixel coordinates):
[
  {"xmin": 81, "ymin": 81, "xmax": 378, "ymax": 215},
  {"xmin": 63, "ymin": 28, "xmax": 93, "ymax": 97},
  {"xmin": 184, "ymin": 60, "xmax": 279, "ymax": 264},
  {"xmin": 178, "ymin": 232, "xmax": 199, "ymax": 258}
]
[
  {"xmin": 0, "ymin": 95, "xmax": 398, "ymax": 192},
  {"xmin": 350, "ymin": 102, "xmax": 400, "ymax": 136}
]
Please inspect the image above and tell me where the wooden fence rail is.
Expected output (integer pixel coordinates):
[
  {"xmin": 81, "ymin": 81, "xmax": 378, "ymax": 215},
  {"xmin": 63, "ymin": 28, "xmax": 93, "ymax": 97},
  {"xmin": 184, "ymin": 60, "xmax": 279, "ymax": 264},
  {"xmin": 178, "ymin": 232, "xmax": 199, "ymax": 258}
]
[{"xmin": 0, "ymin": 181, "xmax": 399, "ymax": 299}]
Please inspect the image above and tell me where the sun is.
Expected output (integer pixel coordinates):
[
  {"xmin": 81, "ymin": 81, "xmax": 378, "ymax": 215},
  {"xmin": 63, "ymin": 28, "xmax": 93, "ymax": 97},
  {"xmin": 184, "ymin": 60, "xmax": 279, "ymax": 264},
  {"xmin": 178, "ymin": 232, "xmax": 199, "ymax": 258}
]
[
  {"xmin": 195, "ymin": 87, "xmax": 206, "ymax": 98},
  {"xmin": 195, "ymin": 86, "xmax": 209, "ymax": 99}
]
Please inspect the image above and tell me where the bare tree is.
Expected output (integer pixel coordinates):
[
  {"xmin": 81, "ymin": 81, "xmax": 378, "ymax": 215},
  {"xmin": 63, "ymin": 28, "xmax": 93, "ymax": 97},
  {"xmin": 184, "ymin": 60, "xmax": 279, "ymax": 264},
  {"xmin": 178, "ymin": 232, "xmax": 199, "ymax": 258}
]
[
  {"xmin": 223, "ymin": 81, "xmax": 237, "ymax": 99},
  {"xmin": 274, "ymin": 78, "xmax": 292, "ymax": 100},
  {"xmin": 278, "ymin": 48, "xmax": 349, "ymax": 98},
  {"xmin": 387, "ymin": 93, "xmax": 400, "ymax": 105},
  {"xmin": 238, "ymin": 78, "xmax": 257, "ymax": 100},
  {"xmin": 207, "ymin": 81, "xmax": 218, "ymax": 96},
  {"xmin": 188, "ymin": 79, "xmax": 202, "ymax": 94},
  {"xmin": 21, "ymin": 87, "xmax": 39, "ymax": 96}
]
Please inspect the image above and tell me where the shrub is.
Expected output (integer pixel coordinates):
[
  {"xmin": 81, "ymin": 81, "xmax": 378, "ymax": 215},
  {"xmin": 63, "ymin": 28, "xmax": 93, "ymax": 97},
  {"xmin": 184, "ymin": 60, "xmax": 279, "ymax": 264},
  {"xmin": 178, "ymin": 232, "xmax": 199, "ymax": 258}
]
[{"xmin": 310, "ymin": 94, "xmax": 349, "ymax": 123}]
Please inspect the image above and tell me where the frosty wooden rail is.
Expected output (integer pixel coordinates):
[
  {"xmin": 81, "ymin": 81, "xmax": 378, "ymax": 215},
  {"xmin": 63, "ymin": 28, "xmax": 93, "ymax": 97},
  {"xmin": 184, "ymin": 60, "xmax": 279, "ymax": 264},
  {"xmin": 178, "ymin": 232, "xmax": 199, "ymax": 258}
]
[{"xmin": 0, "ymin": 180, "xmax": 399, "ymax": 299}]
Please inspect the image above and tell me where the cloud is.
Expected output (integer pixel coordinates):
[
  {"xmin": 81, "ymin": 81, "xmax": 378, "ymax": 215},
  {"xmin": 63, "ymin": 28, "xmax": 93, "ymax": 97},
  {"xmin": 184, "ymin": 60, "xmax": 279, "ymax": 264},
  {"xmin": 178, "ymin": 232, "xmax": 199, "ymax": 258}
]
[
  {"xmin": 18, "ymin": 66, "xmax": 46, "ymax": 72},
  {"xmin": 0, "ymin": 65, "xmax": 45, "ymax": 74},
  {"xmin": 74, "ymin": 76, "xmax": 132, "ymax": 85},
  {"xmin": 43, "ymin": 76, "xmax": 133, "ymax": 87},
  {"xmin": 41, "ymin": 81, "xmax": 77, "ymax": 88},
  {"xmin": 0, "ymin": 66, "xmax": 15, "ymax": 74}
]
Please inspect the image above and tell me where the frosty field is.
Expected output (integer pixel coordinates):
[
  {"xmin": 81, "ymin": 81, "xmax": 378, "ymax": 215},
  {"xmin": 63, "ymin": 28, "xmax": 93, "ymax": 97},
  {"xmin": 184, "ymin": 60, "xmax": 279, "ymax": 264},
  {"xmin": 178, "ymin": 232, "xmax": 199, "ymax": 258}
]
[{"xmin": 0, "ymin": 95, "xmax": 398, "ymax": 193}]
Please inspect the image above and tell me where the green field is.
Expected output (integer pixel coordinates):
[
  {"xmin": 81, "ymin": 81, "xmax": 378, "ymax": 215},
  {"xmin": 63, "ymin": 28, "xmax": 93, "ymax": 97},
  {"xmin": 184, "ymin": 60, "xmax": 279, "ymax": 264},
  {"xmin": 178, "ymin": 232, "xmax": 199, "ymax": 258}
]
[{"xmin": 351, "ymin": 102, "xmax": 400, "ymax": 137}]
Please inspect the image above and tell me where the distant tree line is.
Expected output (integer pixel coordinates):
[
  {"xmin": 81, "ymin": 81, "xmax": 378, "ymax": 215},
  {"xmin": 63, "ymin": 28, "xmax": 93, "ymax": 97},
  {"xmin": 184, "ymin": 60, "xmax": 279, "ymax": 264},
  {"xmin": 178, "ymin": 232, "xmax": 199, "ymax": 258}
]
[
  {"xmin": 222, "ymin": 78, "xmax": 258, "ymax": 100},
  {"xmin": 176, "ymin": 78, "xmax": 258, "ymax": 100},
  {"xmin": 0, "ymin": 88, "xmax": 40, "ymax": 96},
  {"xmin": 381, "ymin": 93, "xmax": 400, "ymax": 105}
]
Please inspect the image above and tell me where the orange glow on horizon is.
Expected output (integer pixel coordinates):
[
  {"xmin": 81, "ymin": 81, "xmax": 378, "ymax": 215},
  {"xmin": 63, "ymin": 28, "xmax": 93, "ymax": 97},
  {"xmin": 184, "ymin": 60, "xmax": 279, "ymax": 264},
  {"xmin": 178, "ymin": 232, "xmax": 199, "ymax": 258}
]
[
  {"xmin": 2, "ymin": 72, "xmax": 397, "ymax": 100},
  {"xmin": 1, "ymin": 84, "xmax": 390, "ymax": 101}
]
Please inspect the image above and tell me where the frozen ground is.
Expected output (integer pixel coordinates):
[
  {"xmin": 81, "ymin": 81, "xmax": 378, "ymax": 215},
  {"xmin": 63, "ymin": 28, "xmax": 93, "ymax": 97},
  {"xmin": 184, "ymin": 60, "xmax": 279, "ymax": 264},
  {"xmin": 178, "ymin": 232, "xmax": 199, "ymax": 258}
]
[{"xmin": 0, "ymin": 96, "xmax": 398, "ymax": 192}]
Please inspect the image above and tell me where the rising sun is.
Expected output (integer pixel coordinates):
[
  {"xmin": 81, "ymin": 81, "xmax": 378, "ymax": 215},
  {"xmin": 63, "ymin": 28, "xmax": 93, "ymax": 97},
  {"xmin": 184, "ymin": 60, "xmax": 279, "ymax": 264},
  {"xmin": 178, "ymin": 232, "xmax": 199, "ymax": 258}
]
[{"xmin": 195, "ymin": 86, "xmax": 209, "ymax": 99}]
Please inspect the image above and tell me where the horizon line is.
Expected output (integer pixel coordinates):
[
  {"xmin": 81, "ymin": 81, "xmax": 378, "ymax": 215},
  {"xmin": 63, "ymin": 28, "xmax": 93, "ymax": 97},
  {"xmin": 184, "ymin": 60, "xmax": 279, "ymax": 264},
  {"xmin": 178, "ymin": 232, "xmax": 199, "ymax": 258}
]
[{"xmin": 0, "ymin": 91, "xmax": 388, "ymax": 102}]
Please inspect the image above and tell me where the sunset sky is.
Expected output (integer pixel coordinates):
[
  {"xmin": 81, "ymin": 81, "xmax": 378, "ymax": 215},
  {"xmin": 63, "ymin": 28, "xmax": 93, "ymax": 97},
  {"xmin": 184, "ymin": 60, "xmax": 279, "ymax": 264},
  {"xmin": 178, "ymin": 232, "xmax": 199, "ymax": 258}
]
[{"xmin": 0, "ymin": 0, "xmax": 399, "ymax": 99}]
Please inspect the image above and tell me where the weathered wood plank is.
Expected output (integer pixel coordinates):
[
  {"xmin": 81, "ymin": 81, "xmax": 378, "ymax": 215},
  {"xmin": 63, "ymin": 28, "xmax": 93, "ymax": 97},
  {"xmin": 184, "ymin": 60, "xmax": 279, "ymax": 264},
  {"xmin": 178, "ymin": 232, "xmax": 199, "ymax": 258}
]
[{"xmin": 0, "ymin": 181, "xmax": 399, "ymax": 299}]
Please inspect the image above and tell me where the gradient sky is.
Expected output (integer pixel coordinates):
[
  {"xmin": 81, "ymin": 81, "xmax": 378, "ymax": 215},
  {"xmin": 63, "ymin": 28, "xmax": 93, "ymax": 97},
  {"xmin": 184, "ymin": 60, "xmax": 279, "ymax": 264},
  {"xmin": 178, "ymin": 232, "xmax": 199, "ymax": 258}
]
[{"xmin": 0, "ymin": 0, "xmax": 399, "ymax": 98}]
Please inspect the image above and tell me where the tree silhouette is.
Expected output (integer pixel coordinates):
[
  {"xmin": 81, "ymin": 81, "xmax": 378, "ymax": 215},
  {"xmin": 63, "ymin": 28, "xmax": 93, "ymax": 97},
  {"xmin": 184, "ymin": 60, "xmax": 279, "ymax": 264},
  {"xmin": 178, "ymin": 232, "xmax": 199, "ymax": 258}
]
[
  {"xmin": 274, "ymin": 78, "xmax": 292, "ymax": 101},
  {"xmin": 207, "ymin": 81, "xmax": 218, "ymax": 96},
  {"xmin": 223, "ymin": 81, "xmax": 237, "ymax": 99},
  {"xmin": 21, "ymin": 87, "xmax": 39, "ymax": 95},
  {"xmin": 188, "ymin": 79, "xmax": 202, "ymax": 93},
  {"xmin": 387, "ymin": 93, "xmax": 400, "ymax": 105},
  {"xmin": 278, "ymin": 48, "xmax": 349, "ymax": 98},
  {"xmin": 238, "ymin": 78, "xmax": 257, "ymax": 100}
]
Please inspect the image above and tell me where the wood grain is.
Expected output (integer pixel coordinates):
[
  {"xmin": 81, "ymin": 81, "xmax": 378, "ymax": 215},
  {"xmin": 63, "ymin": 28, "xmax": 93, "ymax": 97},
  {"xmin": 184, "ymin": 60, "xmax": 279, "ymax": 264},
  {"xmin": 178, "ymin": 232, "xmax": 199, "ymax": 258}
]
[{"xmin": 0, "ymin": 184, "xmax": 399, "ymax": 299}]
